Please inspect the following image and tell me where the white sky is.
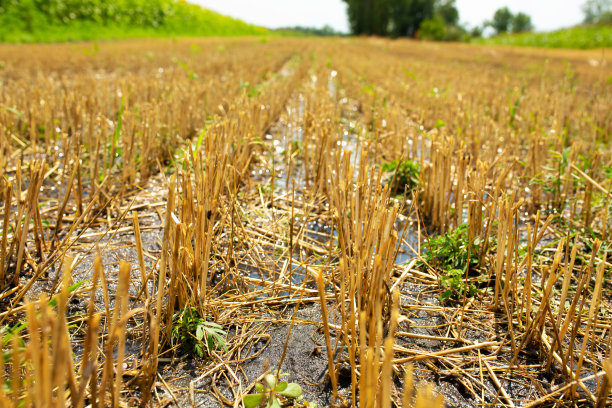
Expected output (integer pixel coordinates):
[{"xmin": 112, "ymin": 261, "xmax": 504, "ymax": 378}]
[{"xmin": 193, "ymin": 0, "xmax": 585, "ymax": 33}]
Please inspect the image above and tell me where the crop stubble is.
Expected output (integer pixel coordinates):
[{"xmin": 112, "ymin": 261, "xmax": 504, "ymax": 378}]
[{"xmin": 0, "ymin": 37, "xmax": 610, "ymax": 407}]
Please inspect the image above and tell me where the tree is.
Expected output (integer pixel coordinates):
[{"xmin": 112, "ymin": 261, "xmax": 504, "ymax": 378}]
[
  {"xmin": 512, "ymin": 12, "xmax": 533, "ymax": 32},
  {"xmin": 490, "ymin": 7, "xmax": 513, "ymax": 34},
  {"xmin": 582, "ymin": 0, "xmax": 612, "ymax": 23},
  {"xmin": 470, "ymin": 25, "xmax": 483, "ymax": 38},
  {"xmin": 435, "ymin": 0, "xmax": 459, "ymax": 26},
  {"xmin": 418, "ymin": 16, "xmax": 446, "ymax": 40},
  {"xmin": 344, "ymin": 0, "xmax": 437, "ymax": 37},
  {"xmin": 343, "ymin": 0, "xmax": 461, "ymax": 39},
  {"xmin": 388, "ymin": 0, "xmax": 435, "ymax": 37},
  {"xmin": 600, "ymin": 11, "xmax": 612, "ymax": 23},
  {"xmin": 344, "ymin": 0, "xmax": 391, "ymax": 36}
]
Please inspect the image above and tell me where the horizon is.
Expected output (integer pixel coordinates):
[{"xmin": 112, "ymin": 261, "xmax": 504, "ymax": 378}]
[{"xmin": 194, "ymin": 0, "xmax": 585, "ymax": 34}]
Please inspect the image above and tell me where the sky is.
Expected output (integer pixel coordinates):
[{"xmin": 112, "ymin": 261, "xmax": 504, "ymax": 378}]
[{"xmin": 193, "ymin": 0, "xmax": 586, "ymax": 33}]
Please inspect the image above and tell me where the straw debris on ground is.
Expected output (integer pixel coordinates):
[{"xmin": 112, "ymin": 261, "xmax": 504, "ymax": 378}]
[{"xmin": 0, "ymin": 37, "xmax": 610, "ymax": 407}]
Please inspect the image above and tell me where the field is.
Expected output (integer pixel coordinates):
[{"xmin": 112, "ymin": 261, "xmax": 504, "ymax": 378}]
[{"xmin": 0, "ymin": 37, "xmax": 611, "ymax": 407}]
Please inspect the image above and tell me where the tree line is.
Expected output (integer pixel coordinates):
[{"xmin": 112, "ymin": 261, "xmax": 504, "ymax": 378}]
[
  {"xmin": 343, "ymin": 0, "xmax": 611, "ymax": 40},
  {"xmin": 343, "ymin": 0, "xmax": 460, "ymax": 38}
]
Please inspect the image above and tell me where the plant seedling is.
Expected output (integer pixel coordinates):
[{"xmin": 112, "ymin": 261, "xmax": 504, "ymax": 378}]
[
  {"xmin": 440, "ymin": 269, "xmax": 479, "ymax": 301},
  {"xmin": 419, "ymin": 224, "xmax": 487, "ymax": 301},
  {"xmin": 381, "ymin": 159, "xmax": 420, "ymax": 195},
  {"xmin": 243, "ymin": 370, "xmax": 303, "ymax": 408},
  {"xmin": 171, "ymin": 307, "xmax": 227, "ymax": 357}
]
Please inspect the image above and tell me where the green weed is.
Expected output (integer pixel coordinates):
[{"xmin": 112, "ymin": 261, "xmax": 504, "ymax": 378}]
[
  {"xmin": 420, "ymin": 224, "xmax": 486, "ymax": 301},
  {"xmin": 381, "ymin": 159, "xmax": 420, "ymax": 194},
  {"xmin": 240, "ymin": 81, "xmax": 263, "ymax": 98},
  {"xmin": 439, "ymin": 269, "xmax": 479, "ymax": 301},
  {"xmin": 171, "ymin": 307, "xmax": 227, "ymax": 358},
  {"xmin": 243, "ymin": 370, "xmax": 306, "ymax": 408},
  {"xmin": 282, "ymin": 141, "xmax": 303, "ymax": 158}
]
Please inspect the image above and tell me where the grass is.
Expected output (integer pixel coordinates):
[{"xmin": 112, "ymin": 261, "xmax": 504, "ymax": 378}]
[
  {"xmin": 381, "ymin": 159, "xmax": 420, "ymax": 195},
  {"xmin": 0, "ymin": 37, "xmax": 610, "ymax": 406},
  {"xmin": 0, "ymin": 0, "xmax": 267, "ymax": 43},
  {"xmin": 476, "ymin": 24, "xmax": 612, "ymax": 49},
  {"xmin": 420, "ymin": 224, "xmax": 487, "ymax": 301}
]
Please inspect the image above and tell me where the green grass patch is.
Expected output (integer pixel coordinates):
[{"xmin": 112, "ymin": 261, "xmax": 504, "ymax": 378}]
[
  {"xmin": 381, "ymin": 159, "xmax": 420, "ymax": 195},
  {"xmin": 0, "ymin": 0, "xmax": 267, "ymax": 43},
  {"xmin": 475, "ymin": 25, "xmax": 612, "ymax": 49},
  {"xmin": 419, "ymin": 224, "xmax": 489, "ymax": 302}
]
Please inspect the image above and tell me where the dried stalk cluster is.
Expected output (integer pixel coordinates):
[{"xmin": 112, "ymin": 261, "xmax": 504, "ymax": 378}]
[{"xmin": 0, "ymin": 38, "xmax": 610, "ymax": 407}]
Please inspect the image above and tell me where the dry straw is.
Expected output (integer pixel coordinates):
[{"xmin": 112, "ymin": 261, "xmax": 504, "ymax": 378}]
[{"xmin": 0, "ymin": 37, "xmax": 610, "ymax": 407}]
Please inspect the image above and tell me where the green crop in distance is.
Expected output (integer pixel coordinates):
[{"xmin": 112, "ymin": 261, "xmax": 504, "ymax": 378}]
[
  {"xmin": 0, "ymin": 0, "xmax": 267, "ymax": 43},
  {"xmin": 475, "ymin": 25, "xmax": 612, "ymax": 49}
]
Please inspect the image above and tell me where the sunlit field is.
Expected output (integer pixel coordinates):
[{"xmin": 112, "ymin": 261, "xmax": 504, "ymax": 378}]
[{"xmin": 0, "ymin": 37, "xmax": 610, "ymax": 407}]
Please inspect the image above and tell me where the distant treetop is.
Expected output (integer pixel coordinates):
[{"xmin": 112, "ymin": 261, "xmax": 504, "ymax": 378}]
[
  {"xmin": 582, "ymin": 0, "xmax": 612, "ymax": 24},
  {"xmin": 342, "ymin": 0, "xmax": 461, "ymax": 39}
]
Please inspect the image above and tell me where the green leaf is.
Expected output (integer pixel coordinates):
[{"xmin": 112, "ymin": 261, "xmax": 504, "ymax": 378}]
[
  {"xmin": 279, "ymin": 383, "xmax": 302, "ymax": 398},
  {"xmin": 265, "ymin": 374, "xmax": 276, "ymax": 389},
  {"xmin": 1, "ymin": 322, "xmax": 27, "ymax": 347},
  {"xmin": 267, "ymin": 396, "xmax": 281, "ymax": 408},
  {"xmin": 194, "ymin": 127, "xmax": 206, "ymax": 156},
  {"xmin": 243, "ymin": 393, "xmax": 264, "ymax": 408},
  {"xmin": 47, "ymin": 278, "xmax": 91, "ymax": 308},
  {"xmin": 276, "ymin": 381, "xmax": 288, "ymax": 393},
  {"xmin": 196, "ymin": 325, "xmax": 204, "ymax": 341},
  {"xmin": 3, "ymin": 106, "xmax": 23, "ymax": 120},
  {"xmin": 273, "ymin": 370, "xmax": 289, "ymax": 378},
  {"xmin": 562, "ymin": 147, "xmax": 570, "ymax": 167},
  {"xmin": 402, "ymin": 68, "xmax": 416, "ymax": 80},
  {"xmin": 360, "ymin": 84, "xmax": 375, "ymax": 95},
  {"xmin": 441, "ymin": 290, "xmax": 452, "ymax": 301},
  {"xmin": 255, "ymin": 383, "xmax": 265, "ymax": 393},
  {"xmin": 204, "ymin": 321, "xmax": 224, "ymax": 330},
  {"xmin": 212, "ymin": 333, "xmax": 228, "ymax": 352}
]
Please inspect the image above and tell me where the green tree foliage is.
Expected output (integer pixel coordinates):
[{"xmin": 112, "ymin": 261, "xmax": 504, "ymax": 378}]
[
  {"xmin": 343, "ymin": 0, "xmax": 460, "ymax": 39},
  {"xmin": 417, "ymin": 0, "xmax": 466, "ymax": 41},
  {"xmin": 600, "ymin": 11, "xmax": 612, "ymax": 23},
  {"xmin": 435, "ymin": 0, "xmax": 459, "ymax": 26},
  {"xmin": 490, "ymin": 7, "xmax": 513, "ymax": 34},
  {"xmin": 512, "ymin": 12, "xmax": 533, "ymax": 33},
  {"xmin": 582, "ymin": 0, "xmax": 612, "ymax": 23},
  {"xmin": 417, "ymin": 16, "xmax": 446, "ymax": 40},
  {"xmin": 470, "ymin": 25, "xmax": 483, "ymax": 38},
  {"xmin": 344, "ymin": 0, "xmax": 391, "ymax": 36},
  {"xmin": 488, "ymin": 7, "xmax": 534, "ymax": 35},
  {"xmin": 0, "ymin": 0, "xmax": 266, "ymax": 42},
  {"xmin": 388, "ymin": 0, "xmax": 435, "ymax": 37}
]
